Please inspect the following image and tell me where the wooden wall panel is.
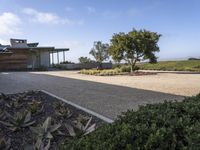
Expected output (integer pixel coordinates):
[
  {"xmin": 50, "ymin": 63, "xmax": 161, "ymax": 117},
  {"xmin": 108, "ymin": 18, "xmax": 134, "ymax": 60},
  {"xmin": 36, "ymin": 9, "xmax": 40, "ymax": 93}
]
[{"xmin": 0, "ymin": 49, "xmax": 29, "ymax": 70}]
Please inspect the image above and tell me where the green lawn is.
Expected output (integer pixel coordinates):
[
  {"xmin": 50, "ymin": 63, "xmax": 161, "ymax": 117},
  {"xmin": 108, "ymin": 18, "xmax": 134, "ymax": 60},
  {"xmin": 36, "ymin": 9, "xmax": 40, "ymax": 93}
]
[{"xmin": 138, "ymin": 60, "xmax": 200, "ymax": 72}]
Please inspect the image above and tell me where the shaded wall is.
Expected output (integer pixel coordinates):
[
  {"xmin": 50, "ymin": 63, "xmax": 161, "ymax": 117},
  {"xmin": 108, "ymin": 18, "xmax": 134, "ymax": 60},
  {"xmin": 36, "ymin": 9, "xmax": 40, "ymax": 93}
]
[{"xmin": 40, "ymin": 51, "xmax": 50, "ymax": 67}]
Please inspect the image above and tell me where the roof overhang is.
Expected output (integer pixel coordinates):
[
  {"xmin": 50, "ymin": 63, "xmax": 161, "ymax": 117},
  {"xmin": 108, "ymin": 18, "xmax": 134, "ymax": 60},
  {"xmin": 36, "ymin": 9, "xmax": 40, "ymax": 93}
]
[
  {"xmin": 51, "ymin": 48, "xmax": 69, "ymax": 53},
  {"xmin": 6, "ymin": 47, "xmax": 55, "ymax": 51}
]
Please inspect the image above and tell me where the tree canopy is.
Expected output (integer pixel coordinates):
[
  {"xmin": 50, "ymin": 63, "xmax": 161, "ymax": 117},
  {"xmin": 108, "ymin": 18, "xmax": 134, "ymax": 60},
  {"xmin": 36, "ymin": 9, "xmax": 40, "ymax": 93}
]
[
  {"xmin": 89, "ymin": 41, "xmax": 109, "ymax": 68},
  {"xmin": 109, "ymin": 29, "xmax": 161, "ymax": 72},
  {"xmin": 79, "ymin": 57, "xmax": 94, "ymax": 64}
]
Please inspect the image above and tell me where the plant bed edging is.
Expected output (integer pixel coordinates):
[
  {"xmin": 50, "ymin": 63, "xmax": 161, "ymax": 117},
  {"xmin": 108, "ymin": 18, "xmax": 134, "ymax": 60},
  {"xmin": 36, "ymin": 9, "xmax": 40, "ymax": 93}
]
[{"xmin": 41, "ymin": 90, "xmax": 114, "ymax": 123}]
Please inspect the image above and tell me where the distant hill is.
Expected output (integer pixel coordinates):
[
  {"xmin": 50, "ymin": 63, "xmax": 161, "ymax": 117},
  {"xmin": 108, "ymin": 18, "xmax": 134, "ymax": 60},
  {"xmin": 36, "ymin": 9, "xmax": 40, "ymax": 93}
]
[{"xmin": 138, "ymin": 60, "xmax": 200, "ymax": 72}]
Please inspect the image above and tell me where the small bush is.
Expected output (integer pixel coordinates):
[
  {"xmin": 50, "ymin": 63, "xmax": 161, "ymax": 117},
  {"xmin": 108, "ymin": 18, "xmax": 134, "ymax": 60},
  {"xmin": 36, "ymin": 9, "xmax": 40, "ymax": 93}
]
[
  {"xmin": 63, "ymin": 94, "xmax": 200, "ymax": 150},
  {"xmin": 60, "ymin": 61, "xmax": 75, "ymax": 64}
]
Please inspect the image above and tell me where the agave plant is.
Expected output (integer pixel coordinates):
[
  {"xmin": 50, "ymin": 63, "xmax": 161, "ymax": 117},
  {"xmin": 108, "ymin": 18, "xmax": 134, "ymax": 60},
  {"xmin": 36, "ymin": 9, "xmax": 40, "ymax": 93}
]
[
  {"xmin": 0, "ymin": 111, "xmax": 35, "ymax": 131},
  {"xmin": 0, "ymin": 137, "xmax": 11, "ymax": 150},
  {"xmin": 65, "ymin": 116, "xmax": 96, "ymax": 137},
  {"xmin": 28, "ymin": 99, "xmax": 43, "ymax": 114},
  {"xmin": 54, "ymin": 102, "xmax": 72, "ymax": 118},
  {"xmin": 30, "ymin": 117, "xmax": 61, "ymax": 150}
]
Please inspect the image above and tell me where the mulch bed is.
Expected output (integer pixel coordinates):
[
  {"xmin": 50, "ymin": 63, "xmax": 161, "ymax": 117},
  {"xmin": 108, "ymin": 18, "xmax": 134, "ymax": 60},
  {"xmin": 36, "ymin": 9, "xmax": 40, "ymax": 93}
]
[{"xmin": 0, "ymin": 91, "xmax": 105, "ymax": 149}]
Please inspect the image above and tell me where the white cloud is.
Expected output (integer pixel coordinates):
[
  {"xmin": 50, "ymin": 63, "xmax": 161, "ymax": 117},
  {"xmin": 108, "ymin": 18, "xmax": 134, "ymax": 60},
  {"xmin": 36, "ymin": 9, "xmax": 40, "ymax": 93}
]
[
  {"xmin": 0, "ymin": 12, "xmax": 21, "ymax": 36},
  {"xmin": 22, "ymin": 8, "xmax": 83, "ymax": 25},
  {"xmin": 86, "ymin": 6, "xmax": 96, "ymax": 14},
  {"xmin": 0, "ymin": 38, "xmax": 9, "ymax": 45}
]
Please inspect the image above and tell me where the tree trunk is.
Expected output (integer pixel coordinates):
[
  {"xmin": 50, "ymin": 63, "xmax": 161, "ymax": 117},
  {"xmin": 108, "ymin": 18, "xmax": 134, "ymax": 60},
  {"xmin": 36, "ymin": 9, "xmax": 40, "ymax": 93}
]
[
  {"xmin": 97, "ymin": 62, "xmax": 102, "ymax": 70},
  {"xmin": 130, "ymin": 60, "xmax": 137, "ymax": 73}
]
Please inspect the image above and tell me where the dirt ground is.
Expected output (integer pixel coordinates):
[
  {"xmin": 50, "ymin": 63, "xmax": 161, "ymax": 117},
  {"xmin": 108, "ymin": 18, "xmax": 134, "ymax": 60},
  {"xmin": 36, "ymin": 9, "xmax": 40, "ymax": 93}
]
[{"xmin": 32, "ymin": 71, "xmax": 200, "ymax": 96}]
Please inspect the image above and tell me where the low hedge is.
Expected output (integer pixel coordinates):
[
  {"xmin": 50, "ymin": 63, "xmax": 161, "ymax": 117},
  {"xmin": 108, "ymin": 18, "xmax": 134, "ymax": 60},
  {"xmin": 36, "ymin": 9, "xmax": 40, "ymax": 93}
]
[
  {"xmin": 79, "ymin": 65, "xmax": 140, "ymax": 76},
  {"xmin": 63, "ymin": 94, "xmax": 200, "ymax": 150},
  {"xmin": 79, "ymin": 68, "xmax": 126, "ymax": 76}
]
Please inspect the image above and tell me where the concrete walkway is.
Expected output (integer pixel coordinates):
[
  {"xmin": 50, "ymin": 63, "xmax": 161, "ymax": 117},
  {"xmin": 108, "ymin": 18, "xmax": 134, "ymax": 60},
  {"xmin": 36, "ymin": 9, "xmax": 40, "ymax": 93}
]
[{"xmin": 0, "ymin": 72, "xmax": 183, "ymax": 119}]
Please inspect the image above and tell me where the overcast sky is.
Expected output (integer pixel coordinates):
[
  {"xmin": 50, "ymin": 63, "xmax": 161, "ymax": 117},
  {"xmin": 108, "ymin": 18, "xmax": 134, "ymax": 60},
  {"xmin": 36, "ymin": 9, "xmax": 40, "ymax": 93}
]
[{"xmin": 0, "ymin": 0, "xmax": 200, "ymax": 62}]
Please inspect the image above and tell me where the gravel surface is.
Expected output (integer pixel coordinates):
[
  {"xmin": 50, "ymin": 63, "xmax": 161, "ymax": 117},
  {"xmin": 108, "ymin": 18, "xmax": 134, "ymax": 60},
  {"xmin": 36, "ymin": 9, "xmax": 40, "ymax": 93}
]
[
  {"xmin": 0, "ymin": 71, "xmax": 186, "ymax": 119},
  {"xmin": 32, "ymin": 71, "xmax": 200, "ymax": 96}
]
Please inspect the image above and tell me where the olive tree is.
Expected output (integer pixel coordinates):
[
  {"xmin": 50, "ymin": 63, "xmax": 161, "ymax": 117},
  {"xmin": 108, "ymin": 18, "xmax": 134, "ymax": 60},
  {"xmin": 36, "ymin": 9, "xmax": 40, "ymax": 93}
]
[
  {"xmin": 89, "ymin": 41, "xmax": 109, "ymax": 69},
  {"xmin": 109, "ymin": 29, "xmax": 161, "ymax": 72}
]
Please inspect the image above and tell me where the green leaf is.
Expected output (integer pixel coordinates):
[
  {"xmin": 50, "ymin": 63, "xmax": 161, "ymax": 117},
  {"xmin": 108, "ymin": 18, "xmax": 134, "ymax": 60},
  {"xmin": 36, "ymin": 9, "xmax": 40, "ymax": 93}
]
[{"xmin": 46, "ymin": 132, "xmax": 53, "ymax": 139}]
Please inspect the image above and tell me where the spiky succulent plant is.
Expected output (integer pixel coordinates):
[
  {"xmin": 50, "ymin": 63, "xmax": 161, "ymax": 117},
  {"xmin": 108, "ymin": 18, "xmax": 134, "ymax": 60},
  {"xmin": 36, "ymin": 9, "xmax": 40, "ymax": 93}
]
[
  {"xmin": 0, "ymin": 111, "xmax": 35, "ymax": 131},
  {"xmin": 28, "ymin": 99, "xmax": 43, "ymax": 114},
  {"xmin": 54, "ymin": 102, "xmax": 72, "ymax": 118},
  {"xmin": 30, "ymin": 117, "xmax": 61, "ymax": 150},
  {"xmin": 65, "ymin": 116, "xmax": 96, "ymax": 137}
]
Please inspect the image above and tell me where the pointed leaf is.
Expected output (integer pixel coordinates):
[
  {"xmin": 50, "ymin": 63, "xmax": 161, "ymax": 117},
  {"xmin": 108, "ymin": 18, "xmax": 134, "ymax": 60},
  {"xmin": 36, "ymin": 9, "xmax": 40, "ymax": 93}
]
[
  {"xmin": 22, "ymin": 120, "xmax": 35, "ymax": 127},
  {"xmin": 34, "ymin": 138, "xmax": 42, "ymax": 150},
  {"xmin": 65, "ymin": 124, "xmax": 76, "ymax": 137},
  {"xmin": 9, "ymin": 126, "xmax": 17, "ymax": 131},
  {"xmin": 83, "ymin": 117, "xmax": 92, "ymax": 131},
  {"xmin": 46, "ymin": 132, "xmax": 53, "ymax": 139},
  {"xmin": 24, "ymin": 112, "xmax": 31, "ymax": 123},
  {"xmin": 49, "ymin": 123, "xmax": 61, "ymax": 133},
  {"xmin": 30, "ymin": 127, "xmax": 44, "ymax": 137},
  {"xmin": 84, "ymin": 124, "xmax": 96, "ymax": 135},
  {"xmin": 43, "ymin": 117, "xmax": 51, "ymax": 132}
]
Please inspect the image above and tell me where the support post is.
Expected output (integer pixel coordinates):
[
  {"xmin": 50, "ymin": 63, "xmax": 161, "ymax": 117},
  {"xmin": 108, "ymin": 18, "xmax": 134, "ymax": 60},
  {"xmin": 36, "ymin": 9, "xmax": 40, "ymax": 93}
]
[
  {"xmin": 57, "ymin": 51, "xmax": 59, "ymax": 64},
  {"xmin": 52, "ymin": 51, "xmax": 54, "ymax": 64},
  {"xmin": 63, "ymin": 50, "xmax": 65, "ymax": 62}
]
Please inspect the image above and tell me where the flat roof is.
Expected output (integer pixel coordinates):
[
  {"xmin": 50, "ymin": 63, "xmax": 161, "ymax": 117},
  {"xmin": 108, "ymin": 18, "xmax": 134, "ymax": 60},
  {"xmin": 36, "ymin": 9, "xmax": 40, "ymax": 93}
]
[
  {"xmin": 6, "ymin": 47, "xmax": 55, "ymax": 50},
  {"xmin": 5, "ymin": 47, "xmax": 69, "ymax": 52}
]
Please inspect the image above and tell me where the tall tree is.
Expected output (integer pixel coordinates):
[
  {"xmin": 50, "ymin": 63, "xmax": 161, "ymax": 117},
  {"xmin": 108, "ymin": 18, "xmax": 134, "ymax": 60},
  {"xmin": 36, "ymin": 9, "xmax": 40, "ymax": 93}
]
[
  {"xmin": 89, "ymin": 41, "xmax": 109, "ymax": 69},
  {"xmin": 109, "ymin": 29, "xmax": 161, "ymax": 72}
]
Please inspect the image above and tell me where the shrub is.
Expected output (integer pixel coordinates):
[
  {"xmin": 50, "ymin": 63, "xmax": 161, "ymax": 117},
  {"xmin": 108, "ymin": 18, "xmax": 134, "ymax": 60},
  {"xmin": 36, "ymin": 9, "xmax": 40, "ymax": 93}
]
[
  {"xmin": 63, "ymin": 94, "xmax": 200, "ymax": 150},
  {"xmin": 60, "ymin": 61, "xmax": 75, "ymax": 64},
  {"xmin": 119, "ymin": 65, "xmax": 139, "ymax": 72}
]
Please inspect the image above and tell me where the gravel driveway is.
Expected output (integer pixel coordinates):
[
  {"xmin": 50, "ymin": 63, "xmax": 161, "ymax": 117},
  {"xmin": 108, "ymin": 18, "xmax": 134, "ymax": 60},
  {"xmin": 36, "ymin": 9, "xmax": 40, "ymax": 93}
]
[
  {"xmin": 0, "ymin": 71, "xmax": 185, "ymax": 119},
  {"xmin": 33, "ymin": 71, "xmax": 200, "ymax": 96}
]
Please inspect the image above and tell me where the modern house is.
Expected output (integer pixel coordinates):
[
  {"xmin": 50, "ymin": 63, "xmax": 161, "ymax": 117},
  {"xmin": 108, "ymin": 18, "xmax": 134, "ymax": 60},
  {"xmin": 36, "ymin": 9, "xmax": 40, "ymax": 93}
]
[{"xmin": 0, "ymin": 39, "xmax": 69, "ymax": 70}]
